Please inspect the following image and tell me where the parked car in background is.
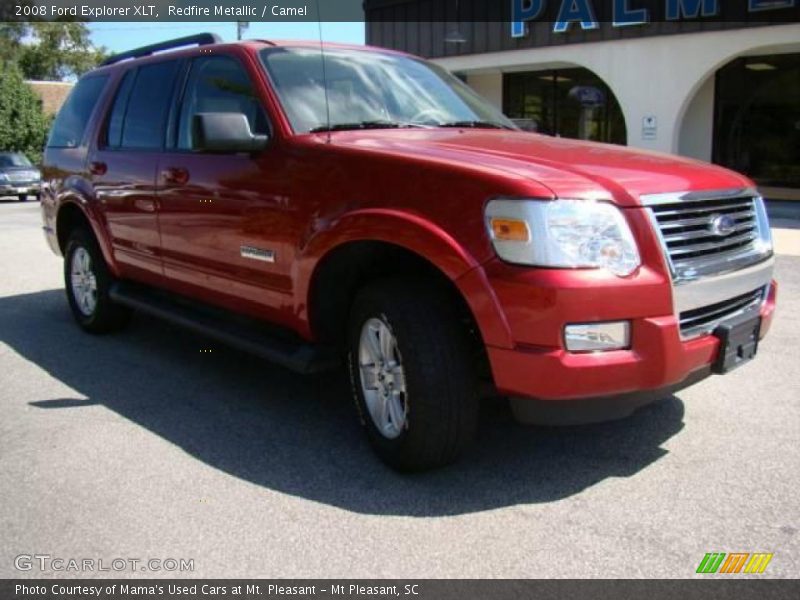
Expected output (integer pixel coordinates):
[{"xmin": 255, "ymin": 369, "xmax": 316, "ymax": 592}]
[
  {"xmin": 41, "ymin": 35, "xmax": 776, "ymax": 471},
  {"xmin": 0, "ymin": 153, "xmax": 41, "ymax": 201}
]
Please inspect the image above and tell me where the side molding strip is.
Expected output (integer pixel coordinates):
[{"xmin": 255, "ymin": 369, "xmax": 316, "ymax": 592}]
[{"xmin": 240, "ymin": 245, "xmax": 275, "ymax": 263}]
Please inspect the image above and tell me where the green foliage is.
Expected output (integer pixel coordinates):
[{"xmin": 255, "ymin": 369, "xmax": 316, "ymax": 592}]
[
  {"xmin": 0, "ymin": 21, "xmax": 102, "ymax": 163},
  {"xmin": 0, "ymin": 61, "xmax": 51, "ymax": 164},
  {"xmin": 0, "ymin": 21, "xmax": 106, "ymax": 81}
]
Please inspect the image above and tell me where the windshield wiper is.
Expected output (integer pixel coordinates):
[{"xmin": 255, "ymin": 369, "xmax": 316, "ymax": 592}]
[
  {"xmin": 436, "ymin": 120, "xmax": 511, "ymax": 130},
  {"xmin": 309, "ymin": 120, "xmax": 421, "ymax": 133}
]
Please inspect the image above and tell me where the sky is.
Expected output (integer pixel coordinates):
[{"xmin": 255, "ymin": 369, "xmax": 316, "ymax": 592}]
[{"xmin": 89, "ymin": 21, "xmax": 365, "ymax": 54}]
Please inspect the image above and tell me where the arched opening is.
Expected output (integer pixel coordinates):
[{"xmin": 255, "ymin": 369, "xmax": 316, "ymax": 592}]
[
  {"xmin": 712, "ymin": 52, "xmax": 800, "ymax": 198},
  {"xmin": 502, "ymin": 67, "xmax": 627, "ymax": 145},
  {"xmin": 678, "ymin": 74, "xmax": 716, "ymax": 162}
]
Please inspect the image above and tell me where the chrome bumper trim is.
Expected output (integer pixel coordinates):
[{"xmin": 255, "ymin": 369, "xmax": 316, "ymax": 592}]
[{"xmin": 673, "ymin": 255, "xmax": 774, "ymax": 315}]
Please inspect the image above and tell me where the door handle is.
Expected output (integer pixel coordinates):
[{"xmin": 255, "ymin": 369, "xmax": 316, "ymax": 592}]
[
  {"xmin": 161, "ymin": 167, "xmax": 189, "ymax": 185},
  {"xmin": 89, "ymin": 161, "xmax": 107, "ymax": 176}
]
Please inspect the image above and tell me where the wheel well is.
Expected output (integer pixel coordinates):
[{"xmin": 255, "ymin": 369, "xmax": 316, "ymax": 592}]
[
  {"xmin": 308, "ymin": 241, "xmax": 491, "ymax": 379},
  {"xmin": 56, "ymin": 203, "xmax": 92, "ymax": 253}
]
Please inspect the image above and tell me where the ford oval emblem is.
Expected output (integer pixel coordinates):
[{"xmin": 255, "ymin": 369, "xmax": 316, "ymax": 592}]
[{"xmin": 709, "ymin": 214, "xmax": 737, "ymax": 237}]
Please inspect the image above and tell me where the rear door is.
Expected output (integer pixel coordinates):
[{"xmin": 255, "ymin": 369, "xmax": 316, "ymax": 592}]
[
  {"xmin": 155, "ymin": 52, "xmax": 291, "ymax": 319},
  {"xmin": 88, "ymin": 59, "xmax": 182, "ymax": 286},
  {"xmin": 42, "ymin": 74, "xmax": 110, "ymax": 248}
]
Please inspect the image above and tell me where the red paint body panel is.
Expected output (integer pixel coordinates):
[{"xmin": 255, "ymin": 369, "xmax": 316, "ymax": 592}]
[
  {"xmin": 488, "ymin": 281, "xmax": 777, "ymax": 400},
  {"xmin": 41, "ymin": 40, "xmax": 777, "ymax": 405}
]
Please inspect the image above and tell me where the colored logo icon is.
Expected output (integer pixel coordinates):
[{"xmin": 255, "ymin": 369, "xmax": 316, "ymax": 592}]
[{"xmin": 697, "ymin": 552, "xmax": 773, "ymax": 574}]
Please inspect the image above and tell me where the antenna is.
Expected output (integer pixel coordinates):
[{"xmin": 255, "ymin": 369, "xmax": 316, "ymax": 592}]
[{"xmin": 315, "ymin": 0, "xmax": 332, "ymax": 143}]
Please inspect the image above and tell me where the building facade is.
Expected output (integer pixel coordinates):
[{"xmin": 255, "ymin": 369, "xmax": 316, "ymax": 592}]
[
  {"xmin": 365, "ymin": 2, "xmax": 800, "ymax": 200},
  {"xmin": 26, "ymin": 80, "xmax": 73, "ymax": 116}
]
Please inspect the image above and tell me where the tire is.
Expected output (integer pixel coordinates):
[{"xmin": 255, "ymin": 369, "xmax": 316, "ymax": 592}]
[
  {"xmin": 64, "ymin": 228, "xmax": 131, "ymax": 334},
  {"xmin": 18, "ymin": 194, "xmax": 27, "ymax": 202},
  {"xmin": 347, "ymin": 278, "xmax": 479, "ymax": 471}
]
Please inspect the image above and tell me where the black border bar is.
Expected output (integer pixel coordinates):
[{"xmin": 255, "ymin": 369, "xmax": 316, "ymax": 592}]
[{"xmin": 3, "ymin": 579, "xmax": 800, "ymax": 600}]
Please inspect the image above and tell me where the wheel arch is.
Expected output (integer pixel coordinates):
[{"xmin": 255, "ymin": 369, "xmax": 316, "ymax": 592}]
[
  {"xmin": 55, "ymin": 199, "xmax": 119, "ymax": 277},
  {"xmin": 300, "ymin": 209, "xmax": 513, "ymax": 351}
]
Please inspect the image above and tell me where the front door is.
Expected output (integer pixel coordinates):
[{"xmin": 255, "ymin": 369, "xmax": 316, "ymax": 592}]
[{"xmin": 156, "ymin": 53, "xmax": 293, "ymax": 321}]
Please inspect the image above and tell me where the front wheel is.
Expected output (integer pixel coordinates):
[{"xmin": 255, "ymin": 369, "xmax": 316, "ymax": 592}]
[
  {"xmin": 347, "ymin": 279, "xmax": 479, "ymax": 471},
  {"xmin": 17, "ymin": 194, "xmax": 27, "ymax": 202},
  {"xmin": 64, "ymin": 228, "xmax": 130, "ymax": 333}
]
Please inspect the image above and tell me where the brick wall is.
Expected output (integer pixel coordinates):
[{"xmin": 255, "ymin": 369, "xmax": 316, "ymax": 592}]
[{"xmin": 26, "ymin": 81, "xmax": 73, "ymax": 115}]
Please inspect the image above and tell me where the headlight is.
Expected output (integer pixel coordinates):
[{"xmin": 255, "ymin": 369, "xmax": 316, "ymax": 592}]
[
  {"xmin": 0, "ymin": 173, "xmax": 7, "ymax": 182},
  {"xmin": 485, "ymin": 198, "xmax": 641, "ymax": 277}
]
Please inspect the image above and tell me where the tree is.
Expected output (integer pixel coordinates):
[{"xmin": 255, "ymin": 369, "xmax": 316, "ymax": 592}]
[
  {"xmin": 0, "ymin": 61, "xmax": 51, "ymax": 164},
  {"xmin": 0, "ymin": 21, "xmax": 106, "ymax": 81}
]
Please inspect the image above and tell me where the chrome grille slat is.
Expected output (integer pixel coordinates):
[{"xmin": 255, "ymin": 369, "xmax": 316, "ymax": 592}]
[
  {"xmin": 653, "ymin": 201, "xmax": 754, "ymax": 218},
  {"xmin": 659, "ymin": 210, "xmax": 754, "ymax": 229},
  {"xmin": 681, "ymin": 293, "xmax": 760, "ymax": 328},
  {"xmin": 670, "ymin": 245, "xmax": 763, "ymax": 273},
  {"xmin": 667, "ymin": 231, "xmax": 757, "ymax": 256},
  {"xmin": 678, "ymin": 288, "xmax": 764, "ymax": 337},
  {"xmin": 661, "ymin": 221, "xmax": 755, "ymax": 243}
]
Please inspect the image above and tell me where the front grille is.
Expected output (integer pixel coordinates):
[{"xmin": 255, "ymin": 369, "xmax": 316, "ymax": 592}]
[
  {"xmin": 679, "ymin": 287, "xmax": 764, "ymax": 337},
  {"xmin": 649, "ymin": 195, "xmax": 758, "ymax": 268},
  {"xmin": 5, "ymin": 171, "xmax": 38, "ymax": 183}
]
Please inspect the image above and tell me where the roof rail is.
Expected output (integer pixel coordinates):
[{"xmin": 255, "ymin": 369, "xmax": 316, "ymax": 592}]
[{"xmin": 100, "ymin": 33, "xmax": 222, "ymax": 67}]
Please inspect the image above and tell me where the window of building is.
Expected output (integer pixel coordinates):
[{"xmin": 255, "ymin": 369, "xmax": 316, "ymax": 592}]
[
  {"xmin": 503, "ymin": 68, "xmax": 627, "ymax": 145},
  {"xmin": 177, "ymin": 56, "xmax": 268, "ymax": 151},
  {"xmin": 47, "ymin": 75, "xmax": 108, "ymax": 148},
  {"xmin": 714, "ymin": 52, "xmax": 800, "ymax": 193}
]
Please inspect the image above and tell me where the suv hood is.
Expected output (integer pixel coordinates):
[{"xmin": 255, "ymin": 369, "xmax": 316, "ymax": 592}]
[{"xmin": 326, "ymin": 129, "xmax": 753, "ymax": 207}]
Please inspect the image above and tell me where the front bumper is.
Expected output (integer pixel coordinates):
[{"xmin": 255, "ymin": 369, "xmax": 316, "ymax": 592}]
[
  {"xmin": 478, "ymin": 258, "xmax": 776, "ymax": 405},
  {"xmin": 0, "ymin": 182, "xmax": 40, "ymax": 196}
]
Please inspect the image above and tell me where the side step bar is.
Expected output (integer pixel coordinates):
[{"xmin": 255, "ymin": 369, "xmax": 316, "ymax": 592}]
[{"xmin": 109, "ymin": 282, "xmax": 340, "ymax": 374}]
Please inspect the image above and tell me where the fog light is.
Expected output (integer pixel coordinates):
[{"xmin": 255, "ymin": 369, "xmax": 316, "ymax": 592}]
[{"xmin": 564, "ymin": 321, "xmax": 630, "ymax": 352}]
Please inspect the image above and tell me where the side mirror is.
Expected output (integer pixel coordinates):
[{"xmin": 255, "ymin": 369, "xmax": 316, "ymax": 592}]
[{"xmin": 193, "ymin": 112, "xmax": 268, "ymax": 153}]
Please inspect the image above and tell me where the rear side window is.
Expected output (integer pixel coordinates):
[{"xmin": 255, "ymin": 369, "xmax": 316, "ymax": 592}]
[
  {"xmin": 106, "ymin": 60, "xmax": 181, "ymax": 150},
  {"xmin": 105, "ymin": 70, "xmax": 136, "ymax": 148},
  {"xmin": 47, "ymin": 75, "xmax": 109, "ymax": 148}
]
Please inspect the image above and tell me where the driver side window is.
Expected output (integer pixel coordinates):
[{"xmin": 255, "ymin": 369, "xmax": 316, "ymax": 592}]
[{"xmin": 177, "ymin": 55, "xmax": 269, "ymax": 151}]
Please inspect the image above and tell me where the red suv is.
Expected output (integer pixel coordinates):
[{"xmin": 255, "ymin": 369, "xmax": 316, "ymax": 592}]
[{"xmin": 41, "ymin": 34, "xmax": 776, "ymax": 470}]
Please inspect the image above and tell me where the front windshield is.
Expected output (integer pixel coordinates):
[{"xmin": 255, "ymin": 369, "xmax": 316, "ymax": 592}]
[
  {"xmin": 0, "ymin": 153, "xmax": 32, "ymax": 167},
  {"xmin": 260, "ymin": 47, "xmax": 516, "ymax": 133}
]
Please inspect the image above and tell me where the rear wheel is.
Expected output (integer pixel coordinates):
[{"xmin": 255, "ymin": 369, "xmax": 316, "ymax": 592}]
[
  {"xmin": 64, "ymin": 228, "xmax": 131, "ymax": 333},
  {"xmin": 17, "ymin": 194, "xmax": 26, "ymax": 202},
  {"xmin": 347, "ymin": 279, "xmax": 479, "ymax": 471}
]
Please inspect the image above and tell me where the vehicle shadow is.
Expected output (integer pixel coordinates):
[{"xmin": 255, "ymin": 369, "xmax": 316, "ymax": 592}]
[{"xmin": 0, "ymin": 289, "xmax": 685, "ymax": 517}]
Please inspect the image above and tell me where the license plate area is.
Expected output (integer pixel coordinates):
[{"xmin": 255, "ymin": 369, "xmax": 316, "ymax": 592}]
[{"xmin": 712, "ymin": 312, "xmax": 761, "ymax": 374}]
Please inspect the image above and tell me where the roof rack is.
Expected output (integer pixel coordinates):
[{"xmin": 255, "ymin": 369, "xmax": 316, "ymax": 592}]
[{"xmin": 100, "ymin": 33, "xmax": 222, "ymax": 67}]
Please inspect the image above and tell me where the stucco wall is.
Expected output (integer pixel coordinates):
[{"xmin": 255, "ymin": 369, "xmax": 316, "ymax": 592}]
[
  {"xmin": 435, "ymin": 23, "xmax": 800, "ymax": 158},
  {"xmin": 465, "ymin": 72, "xmax": 503, "ymax": 110},
  {"xmin": 678, "ymin": 74, "xmax": 715, "ymax": 162}
]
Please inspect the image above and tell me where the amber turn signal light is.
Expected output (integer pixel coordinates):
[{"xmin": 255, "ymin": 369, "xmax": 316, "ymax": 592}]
[{"xmin": 489, "ymin": 218, "xmax": 530, "ymax": 242}]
